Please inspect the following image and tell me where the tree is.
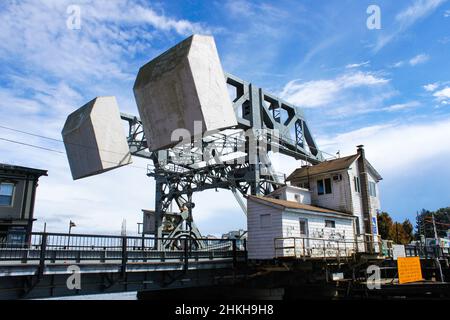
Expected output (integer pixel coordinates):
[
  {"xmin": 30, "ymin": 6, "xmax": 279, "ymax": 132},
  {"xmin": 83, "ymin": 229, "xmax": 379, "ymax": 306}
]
[
  {"xmin": 415, "ymin": 209, "xmax": 434, "ymax": 239},
  {"xmin": 415, "ymin": 207, "xmax": 450, "ymax": 239},
  {"xmin": 377, "ymin": 212, "xmax": 394, "ymax": 240},
  {"xmin": 377, "ymin": 212, "xmax": 415, "ymax": 244},
  {"xmin": 402, "ymin": 219, "xmax": 414, "ymax": 244}
]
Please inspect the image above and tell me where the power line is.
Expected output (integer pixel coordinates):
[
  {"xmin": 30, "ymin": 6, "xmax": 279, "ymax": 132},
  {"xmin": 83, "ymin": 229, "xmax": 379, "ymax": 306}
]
[
  {"xmin": 0, "ymin": 124, "xmax": 132, "ymax": 157},
  {"xmin": 0, "ymin": 125, "xmax": 62, "ymax": 143},
  {"xmin": 0, "ymin": 123, "xmax": 339, "ymax": 161},
  {"xmin": 0, "ymin": 136, "xmax": 148, "ymax": 171},
  {"xmin": 0, "ymin": 137, "xmax": 65, "ymax": 154}
]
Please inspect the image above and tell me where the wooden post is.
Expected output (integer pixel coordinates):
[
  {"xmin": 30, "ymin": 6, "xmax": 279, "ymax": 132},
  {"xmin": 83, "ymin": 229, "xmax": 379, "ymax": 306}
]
[
  {"xmin": 232, "ymin": 239, "xmax": 237, "ymax": 268},
  {"xmin": 121, "ymin": 236, "xmax": 127, "ymax": 277},
  {"xmin": 38, "ymin": 233, "xmax": 47, "ymax": 278}
]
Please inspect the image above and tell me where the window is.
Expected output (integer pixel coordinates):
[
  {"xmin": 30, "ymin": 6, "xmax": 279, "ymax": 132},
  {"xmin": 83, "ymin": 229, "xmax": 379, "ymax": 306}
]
[
  {"xmin": 325, "ymin": 220, "xmax": 335, "ymax": 228},
  {"xmin": 297, "ymin": 182, "xmax": 309, "ymax": 189},
  {"xmin": 369, "ymin": 181, "xmax": 377, "ymax": 197},
  {"xmin": 260, "ymin": 214, "xmax": 271, "ymax": 228},
  {"xmin": 299, "ymin": 219, "xmax": 308, "ymax": 236},
  {"xmin": 317, "ymin": 178, "xmax": 332, "ymax": 195},
  {"xmin": 355, "ymin": 217, "xmax": 361, "ymax": 235},
  {"xmin": 325, "ymin": 178, "xmax": 332, "ymax": 194},
  {"xmin": 0, "ymin": 183, "xmax": 15, "ymax": 206},
  {"xmin": 354, "ymin": 176, "xmax": 361, "ymax": 193}
]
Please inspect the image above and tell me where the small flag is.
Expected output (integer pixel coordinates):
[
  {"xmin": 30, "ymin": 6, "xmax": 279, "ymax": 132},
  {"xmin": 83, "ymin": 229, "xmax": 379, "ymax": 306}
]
[{"xmin": 70, "ymin": 221, "xmax": 76, "ymax": 227}]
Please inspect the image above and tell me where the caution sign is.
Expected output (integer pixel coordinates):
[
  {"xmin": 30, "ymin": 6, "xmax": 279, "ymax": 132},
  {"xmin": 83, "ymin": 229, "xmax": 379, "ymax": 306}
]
[{"xmin": 397, "ymin": 257, "xmax": 423, "ymax": 284}]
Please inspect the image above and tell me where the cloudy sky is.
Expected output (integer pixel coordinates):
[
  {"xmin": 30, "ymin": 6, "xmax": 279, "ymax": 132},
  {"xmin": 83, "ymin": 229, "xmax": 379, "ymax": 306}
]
[{"xmin": 0, "ymin": 0, "xmax": 449, "ymax": 235}]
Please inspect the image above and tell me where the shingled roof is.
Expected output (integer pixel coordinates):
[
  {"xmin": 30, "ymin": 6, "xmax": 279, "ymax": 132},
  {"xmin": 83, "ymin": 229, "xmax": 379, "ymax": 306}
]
[
  {"xmin": 247, "ymin": 195, "xmax": 353, "ymax": 217},
  {"xmin": 286, "ymin": 154, "xmax": 359, "ymax": 182},
  {"xmin": 286, "ymin": 153, "xmax": 382, "ymax": 182}
]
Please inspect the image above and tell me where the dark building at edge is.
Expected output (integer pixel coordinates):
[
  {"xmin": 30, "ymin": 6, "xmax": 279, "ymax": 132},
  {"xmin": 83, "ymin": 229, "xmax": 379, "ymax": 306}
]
[{"xmin": 0, "ymin": 163, "xmax": 47, "ymax": 244}]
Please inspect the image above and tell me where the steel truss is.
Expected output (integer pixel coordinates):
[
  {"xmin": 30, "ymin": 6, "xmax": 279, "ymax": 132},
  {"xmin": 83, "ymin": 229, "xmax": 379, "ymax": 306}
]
[{"xmin": 121, "ymin": 73, "xmax": 323, "ymax": 249}]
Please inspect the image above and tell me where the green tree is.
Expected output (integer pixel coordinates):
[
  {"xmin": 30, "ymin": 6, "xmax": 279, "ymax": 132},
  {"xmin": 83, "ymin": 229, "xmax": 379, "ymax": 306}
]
[
  {"xmin": 415, "ymin": 207, "xmax": 450, "ymax": 239},
  {"xmin": 377, "ymin": 212, "xmax": 414, "ymax": 244},
  {"xmin": 402, "ymin": 219, "xmax": 414, "ymax": 244},
  {"xmin": 377, "ymin": 212, "xmax": 394, "ymax": 240}
]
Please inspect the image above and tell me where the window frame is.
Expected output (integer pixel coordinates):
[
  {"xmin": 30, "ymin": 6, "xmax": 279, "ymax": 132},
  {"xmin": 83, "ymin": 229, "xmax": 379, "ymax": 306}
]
[
  {"xmin": 317, "ymin": 178, "xmax": 332, "ymax": 195},
  {"xmin": 0, "ymin": 182, "xmax": 15, "ymax": 207},
  {"xmin": 325, "ymin": 220, "xmax": 336, "ymax": 229},
  {"xmin": 354, "ymin": 176, "xmax": 361, "ymax": 193},
  {"xmin": 299, "ymin": 218, "xmax": 308, "ymax": 237},
  {"xmin": 297, "ymin": 182, "xmax": 310, "ymax": 189},
  {"xmin": 369, "ymin": 181, "xmax": 377, "ymax": 197}
]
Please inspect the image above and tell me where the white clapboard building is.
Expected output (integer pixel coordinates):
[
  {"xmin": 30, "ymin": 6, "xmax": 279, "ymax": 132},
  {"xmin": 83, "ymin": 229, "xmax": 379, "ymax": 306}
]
[{"xmin": 247, "ymin": 146, "xmax": 382, "ymax": 260}]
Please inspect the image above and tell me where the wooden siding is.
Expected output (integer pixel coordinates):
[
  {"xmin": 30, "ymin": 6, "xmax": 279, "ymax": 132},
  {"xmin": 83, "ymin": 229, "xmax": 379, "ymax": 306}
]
[
  {"xmin": 307, "ymin": 171, "xmax": 353, "ymax": 214},
  {"xmin": 247, "ymin": 200, "xmax": 283, "ymax": 260},
  {"xmin": 247, "ymin": 198, "xmax": 356, "ymax": 260},
  {"xmin": 279, "ymin": 211, "xmax": 355, "ymax": 257}
]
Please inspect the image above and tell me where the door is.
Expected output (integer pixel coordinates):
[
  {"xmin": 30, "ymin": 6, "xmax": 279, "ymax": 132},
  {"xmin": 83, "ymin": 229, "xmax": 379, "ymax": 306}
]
[{"xmin": 299, "ymin": 218, "xmax": 309, "ymax": 256}]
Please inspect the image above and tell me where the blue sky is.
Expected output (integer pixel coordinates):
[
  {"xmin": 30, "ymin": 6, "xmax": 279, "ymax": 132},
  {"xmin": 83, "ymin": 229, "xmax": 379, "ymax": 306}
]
[{"xmin": 0, "ymin": 0, "xmax": 449, "ymax": 235}]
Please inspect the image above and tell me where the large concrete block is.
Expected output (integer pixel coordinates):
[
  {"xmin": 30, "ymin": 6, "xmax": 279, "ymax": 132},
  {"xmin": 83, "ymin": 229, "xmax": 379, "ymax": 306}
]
[
  {"xmin": 62, "ymin": 96, "xmax": 132, "ymax": 180},
  {"xmin": 133, "ymin": 34, "xmax": 237, "ymax": 151}
]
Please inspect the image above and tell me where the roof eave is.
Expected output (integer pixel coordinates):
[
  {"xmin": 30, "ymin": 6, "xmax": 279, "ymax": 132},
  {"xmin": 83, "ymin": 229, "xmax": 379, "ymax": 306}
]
[{"xmin": 284, "ymin": 208, "xmax": 356, "ymax": 219}]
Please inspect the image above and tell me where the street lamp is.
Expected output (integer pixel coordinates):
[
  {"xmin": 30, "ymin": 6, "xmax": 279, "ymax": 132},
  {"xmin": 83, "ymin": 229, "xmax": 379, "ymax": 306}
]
[{"xmin": 67, "ymin": 220, "xmax": 76, "ymax": 248}]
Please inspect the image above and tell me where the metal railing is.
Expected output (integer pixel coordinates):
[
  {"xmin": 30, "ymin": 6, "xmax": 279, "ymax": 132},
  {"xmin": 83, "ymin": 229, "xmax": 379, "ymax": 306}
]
[
  {"xmin": 274, "ymin": 234, "xmax": 382, "ymax": 259},
  {"xmin": 0, "ymin": 232, "xmax": 246, "ymax": 268},
  {"xmin": 403, "ymin": 244, "xmax": 450, "ymax": 259}
]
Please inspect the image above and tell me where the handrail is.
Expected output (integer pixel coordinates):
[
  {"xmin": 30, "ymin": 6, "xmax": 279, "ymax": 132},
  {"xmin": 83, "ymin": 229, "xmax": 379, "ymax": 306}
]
[
  {"xmin": 0, "ymin": 232, "xmax": 246, "ymax": 267},
  {"xmin": 274, "ymin": 235, "xmax": 382, "ymax": 259}
]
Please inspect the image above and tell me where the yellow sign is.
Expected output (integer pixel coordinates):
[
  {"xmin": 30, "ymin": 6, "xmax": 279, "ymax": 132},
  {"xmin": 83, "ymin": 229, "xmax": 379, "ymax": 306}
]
[{"xmin": 397, "ymin": 257, "xmax": 423, "ymax": 284}]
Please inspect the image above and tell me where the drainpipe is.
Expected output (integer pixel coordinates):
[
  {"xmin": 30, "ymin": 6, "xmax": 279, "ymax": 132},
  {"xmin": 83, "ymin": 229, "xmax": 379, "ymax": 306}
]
[{"xmin": 357, "ymin": 145, "xmax": 373, "ymax": 250}]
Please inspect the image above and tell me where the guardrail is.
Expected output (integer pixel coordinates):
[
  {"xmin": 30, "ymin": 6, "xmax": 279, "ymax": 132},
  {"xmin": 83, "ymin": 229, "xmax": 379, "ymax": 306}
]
[
  {"xmin": 0, "ymin": 232, "xmax": 246, "ymax": 271},
  {"xmin": 274, "ymin": 234, "xmax": 382, "ymax": 259}
]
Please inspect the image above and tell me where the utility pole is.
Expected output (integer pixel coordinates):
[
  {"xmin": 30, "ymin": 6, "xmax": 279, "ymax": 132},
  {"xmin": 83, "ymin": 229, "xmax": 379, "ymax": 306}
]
[
  {"xmin": 432, "ymin": 213, "xmax": 445, "ymax": 283},
  {"xmin": 432, "ymin": 213, "xmax": 438, "ymax": 239},
  {"xmin": 396, "ymin": 223, "xmax": 399, "ymax": 244}
]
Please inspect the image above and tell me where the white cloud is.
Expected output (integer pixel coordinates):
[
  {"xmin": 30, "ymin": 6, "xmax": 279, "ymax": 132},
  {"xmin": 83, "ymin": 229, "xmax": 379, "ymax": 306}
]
[
  {"xmin": 423, "ymin": 82, "xmax": 440, "ymax": 91},
  {"xmin": 433, "ymin": 86, "xmax": 450, "ymax": 104},
  {"xmin": 0, "ymin": 0, "xmax": 209, "ymax": 84},
  {"xmin": 317, "ymin": 117, "xmax": 450, "ymax": 176},
  {"xmin": 391, "ymin": 54, "xmax": 430, "ymax": 68},
  {"xmin": 392, "ymin": 61, "xmax": 405, "ymax": 68},
  {"xmin": 383, "ymin": 101, "xmax": 421, "ymax": 112},
  {"xmin": 409, "ymin": 53, "xmax": 430, "ymax": 65},
  {"xmin": 279, "ymin": 71, "xmax": 389, "ymax": 109},
  {"xmin": 269, "ymin": 117, "xmax": 450, "ymax": 206},
  {"xmin": 444, "ymin": 9, "xmax": 450, "ymax": 17},
  {"xmin": 345, "ymin": 61, "xmax": 370, "ymax": 69},
  {"xmin": 374, "ymin": 0, "xmax": 446, "ymax": 51}
]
